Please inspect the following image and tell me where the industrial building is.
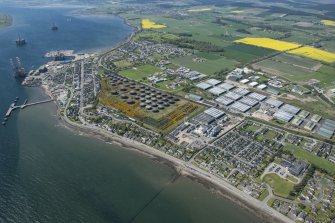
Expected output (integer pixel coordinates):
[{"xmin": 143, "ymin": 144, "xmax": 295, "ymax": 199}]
[
  {"xmin": 280, "ymin": 104, "xmax": 301, "ymax": 115},
  {"xmin": 204, "ymin": 108, "xmax": 225, "ymax": 119},
  {"xmin": 196, "ymin": 82, "xmax": 212, "ymax": 90},
  {"xmin": 223, "ymin": 91, "xmax": 242, "ymax": 100},
  {"xmin": 239, "ymin": 97, "xmax": 259, "ymax": 107},
  {"xmin": 318, "ymin": 119, "xmax": 335, "ymax": 139},
  {"xmin": 273, "ymin": 110, "xmax": 294, "ymax": 122},
  {"xmin": 205, "ymin": 79, "xmax": 222, "ymax": 86},
  {"xmin": 230, "ymin": 101, "xmax": 251, "ymax": 113},
  {"xmin": 215, "ymin": 96, "xmax": 234, "ymax": 106},
  {"xmin": 264, "ymin": 98, "xmax": 283, "ymax": 108},
  {"xmin": 232, "ymin": 87, "xmax": 250, "ymax": 96},
  {"xmin": 247, "ymin": 92, "xmax": 267, "ymax": 101},
  {"xmin": 218, "ymin": 82, "xmax": 235, "ymax": 91},
  {"xmin": 208, "ymin": 87, "xmax": 226, "ymax": 96}
]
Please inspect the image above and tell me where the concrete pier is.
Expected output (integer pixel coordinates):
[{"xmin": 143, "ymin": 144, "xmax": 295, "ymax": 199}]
[{"xmin": 4, "ymin": 99, "xmax": 54, "ymax": 118}]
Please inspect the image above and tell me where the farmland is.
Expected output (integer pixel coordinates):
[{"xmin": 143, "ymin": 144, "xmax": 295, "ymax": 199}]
[
  {"xmin": 119, "ymin": 64, "xmax": 162, "ymax": 81},
  {"xmin": 234, "ymin": 37, "xmax": 301, "ymax": 51},
  {"xmin": 171, "ymin": 55, "xmax": 239, "ymax": 75},
  {"xmin": 141, "ymin": 19, "xmax": 166, "ymax": 29},
  {"xmin": 288, "ymin": 46, "xmax": 335, "ymax": 63},
  {"xmin": 321, "ymin": 20, "xmax": 335, "ymax": 27}
]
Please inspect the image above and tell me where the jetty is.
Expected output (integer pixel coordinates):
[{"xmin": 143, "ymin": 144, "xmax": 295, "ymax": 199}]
[{"xmin": 3, "ymin": 98, "xmax": 54, "ymax": 125}]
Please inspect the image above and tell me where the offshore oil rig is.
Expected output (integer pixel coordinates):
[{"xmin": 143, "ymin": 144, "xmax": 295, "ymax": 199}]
[
  {"xmin": 16, "ymin": 34, "xmax": 26, "ymax": 46},
  {"xmin": 10, "ymin": 57, "xmax": 27, "ymax": 78}
]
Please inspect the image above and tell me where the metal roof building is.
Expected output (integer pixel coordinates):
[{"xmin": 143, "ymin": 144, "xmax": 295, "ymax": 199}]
[
  {"xmin": 248, "ymin": 92, "xmax": 267, "ymax": 101},
  {"xmin": 318, "ymin": 127, "xmax": 334, "ymax": 139},
  {"xmin": 264, "ymin": 98, "xmax": 283, "ymax": 107},
  {"xmin": 215, "ymin": 96, "xmax": 234, "ymax": 106},
  {"xmin": 291, "ymin": 117, "xmax": 304, "ymax": 126},
  {"xmin": 304, "ymin": 121, "xmax": 316, "ymax": 131},
  {"xmin": 232, "ymin": 87, "xmax": 250, "ymax": 96},
  {"xmin": 248, "ymin": 81, "xmax": 258, "ymax": 87},
  {"xmin": 193, "ymin": 113, "xmax": 216, "ymax": 125},
  {"xmin": 230, "ymin": 102, "xmax": 251, "ymax": 113},
  {"xmin": 273, "ymin": 110, "xmax": 294, "ymax": 122},
  {"xmin": 224, "ymin": 91, "xmax": 242, "ymax": 101},
  {"xmin": 208, "ymin": 87, "xmax": 226, "ymax": 96},
  {"xmin": 239, "ymin": 97, "xmax": 259, "ymax": 107},
  {"xmin": 240, "ymin": 79, "xmax": 250, "ymax": 84},
  {"xmin": 297, "ymin": 110, "xmax": 310, "ymax": 119},
  {"xmin": 205, "ymin": 79, "xmax": 222, "ymax": 86},
  {"xmin": 311, "ymin": 114, "xmax": 322, "ymax": 123},
  {"xmin": 257, "ymin": 84, "xmax": 267, "ymax": 90},
  {"xmin": 204, "ymin": 108, "xmax": 225, "ymax": 119},
  {"xmin": 218, "ymin": 82, "xmax": 235, "ymax": 91},
  {"xmin": 196, "ymin": 82, "xmax": 212, "ymax": 90},
  {"xmin": 280, "ymin": 104, "xmax": 301, "ymax": 115}
]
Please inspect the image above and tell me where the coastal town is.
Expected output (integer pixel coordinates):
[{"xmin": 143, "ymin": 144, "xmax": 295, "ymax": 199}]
[{"xmin": 17, "ymin": 0, "xmax": 335, "ymax": 222}]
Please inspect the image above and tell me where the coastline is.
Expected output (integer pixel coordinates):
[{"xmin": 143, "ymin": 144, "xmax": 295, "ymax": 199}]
[{"xmin": 34, "ymin": 11, "xmax": 293, "ymax": 223}]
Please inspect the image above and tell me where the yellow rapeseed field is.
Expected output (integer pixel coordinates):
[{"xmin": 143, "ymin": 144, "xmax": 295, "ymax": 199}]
[
  {"xmin": 321, "ymin": 20, "xmax": 335, "ymax": 27},
  {"xmin": 141, "ymin": 19, "xmax": 166, "ymax": 29},
  {"xmin": 231, "ymin": 10, "xmax": 243, "ymax": 13},
  {"xmin": 234, "ymin": 37, "xmax": 301, "ymax": 51},
  {"xmin": 288, "ymin": 47, "xmax": 335, "ymax": 63},
  {"xmin": 188, "ymin": 8, "xmax": 212, "ymax": 12}
]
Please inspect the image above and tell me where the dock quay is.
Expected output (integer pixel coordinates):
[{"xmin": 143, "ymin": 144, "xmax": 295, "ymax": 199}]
[{"xmin": 3, "ymin": 98, "xmax": 54, "ymax": 124}]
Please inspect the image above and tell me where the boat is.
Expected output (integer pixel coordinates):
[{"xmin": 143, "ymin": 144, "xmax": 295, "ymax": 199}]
[
  {"xmin": 51, "ymin": 23, "xmax": 58, "ymax": 31},
  {"xmin": 16, "ymin": 34, "xmax": 26, "ymax": 46}
]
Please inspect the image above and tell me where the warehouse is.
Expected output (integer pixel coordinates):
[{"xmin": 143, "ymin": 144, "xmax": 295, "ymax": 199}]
[
  {"xmin": 230, "ymin": 101, "xmax": 252, "ymax": 113},
  {"xmin": 273, "ymin": 110, "xmax": 294, "ymax": 122},
  {"xmin": 196, "ymin": 82, "xmax": 212, "ymax": 90},
  {"xmin": 291, "ymin": 117, "xmax": 304, "ymax": 126},
  {"xmin": 205, "ymin": 79, "xmax": 222, "ymax": 86},
  {"xmin": 204, "ymin": 108, "xmax": 225, "ymax": 119},
  {"xmin": 280, "ymin": 104, "xmax": 301, "ymax": 115},
  {"xmin": 192, "ymin": 113, "xmax": 216, "ymax": 125},
  {"xmin": 232, "ymin": 87, "xmax": 250, "ymax": 96},
  {"xmin": 238, "ymin": 97, "xmax": 259, "ymax": 107},
  {"xmin": 318, "ymin": 127, "xmax": 334, "ymax": 139},
  {"xmin": 248, "ymin": 92, "xmax": 267, "ymax": 101},
  {"xmin": 218, "ymin": 82, "xmax": 235, "ymax": 91},
  {"xmin": 264, "ymin": 98, "xmax": 283, "ymax": 108},
  {"xmin": 257, "ymin": 84, "xmax": 267, "ymax": 90},
  {"xmin": 215, "ymin": 96, "xmax": 234, "ymax": 106},
  {"xmin": 208, "ymin": 87, "xmax": 226, "ymax": 96},
  {"xmin": 297, "ymin": 110, "xmax": 310, "ymax": 119},
  {"xmin": 304, "ymin": 121, "xmax": 316, "ymax": 131},
  {"xmin": 311, "ymin": 114, "xmax": 322, "ymax": 123},
  {"xmin": 240, "ymin": 79, "xmax": 250, "ymax": 84},
  {"xmin": 224, "ymin": 91, "xmax": 242, "ymax": 101},
  {"xmin": 248, "ymin": 81, "xmax": 258, "ymax": 87}
]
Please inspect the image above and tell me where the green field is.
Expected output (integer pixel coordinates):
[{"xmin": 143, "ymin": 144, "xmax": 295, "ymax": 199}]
[
  {"xmin": 273, "ymin": 54, "xmax": 320, "ymax": 70},
  {"xmin": 263, "ymin": 173, "xmax": 295, "ymax": 198},
  {"xmin": 171, "ymin": 55, "xmax": 239, "ymax": 75},
  {"xmin": 253, "ymin": 58, "xmax": 313, "ymax": 78},
  {"xmin": 114, "ymin": 59, "xmax": 132, "ymax": 69},
  {"xmin": 119, "ymin": 64, "xmax": 161, "ymax": 80},
  {"xmin": 284, "ymin": 144, "xmax": 335, "ymax": 176},
  {"xmin": 224, "ymin": 44, "xmax": 275, "ymax": 63}
]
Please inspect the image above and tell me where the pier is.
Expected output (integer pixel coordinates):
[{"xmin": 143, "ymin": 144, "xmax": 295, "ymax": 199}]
[{"xmin": 3, "ymin": 98, "xmax": 54, "ymax": 125}]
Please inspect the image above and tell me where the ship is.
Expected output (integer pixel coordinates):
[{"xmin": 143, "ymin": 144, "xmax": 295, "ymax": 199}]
[
  {"xmin": 10, "ymin": 57, "xmax": 27, "ymax": 78},
  {"xmin": 51, "ymin": 22, "xmax": 58, "ymax": 31},
  {"xmin": 16, "ymin": 34, "xmax": 26, "ymax": 46}
]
